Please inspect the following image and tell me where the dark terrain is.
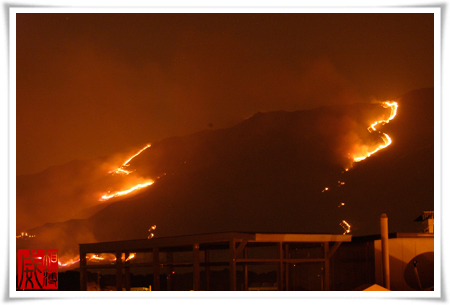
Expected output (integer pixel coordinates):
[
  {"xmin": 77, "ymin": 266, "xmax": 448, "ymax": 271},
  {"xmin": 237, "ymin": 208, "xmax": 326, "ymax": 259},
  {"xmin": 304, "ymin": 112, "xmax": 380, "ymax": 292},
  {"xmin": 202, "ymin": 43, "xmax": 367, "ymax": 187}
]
[{"xmin": 16, "ymin": 88, "xmax": 434, "ymax": 267}]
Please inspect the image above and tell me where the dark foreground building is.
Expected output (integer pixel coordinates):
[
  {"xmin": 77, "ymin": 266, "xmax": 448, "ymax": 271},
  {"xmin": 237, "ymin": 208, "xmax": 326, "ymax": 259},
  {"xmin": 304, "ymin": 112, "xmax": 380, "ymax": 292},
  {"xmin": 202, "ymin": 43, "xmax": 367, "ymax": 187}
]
[
  {"xmin": 330, "ymin": 232, "xmax": 434, "ymax": 291},
  {"xmin": 79, "ymin": 232, "xmax": 351, "ymax": 291},
  {"xmin": 79, "ymin": 225, "xmax": 434, "ymax": 291}
]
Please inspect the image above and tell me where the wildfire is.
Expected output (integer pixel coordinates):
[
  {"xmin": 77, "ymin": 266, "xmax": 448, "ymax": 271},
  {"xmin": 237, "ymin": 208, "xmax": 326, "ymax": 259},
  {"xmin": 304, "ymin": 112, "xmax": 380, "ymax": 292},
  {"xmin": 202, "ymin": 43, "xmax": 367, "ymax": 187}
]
[
  {"xmin": 100, "ymin": 181, "xmax": 154, "ymax": 201},
  {"xmin": 58, "ymin": 256, "xmax": 80, "ymax": 268},
  {"xmin": 125, "ymin": 253, "xmax": 136, "ymax": 261},
  {"xmin": 123, "ymin": 144, "xmax": 151, "ymax": 166},
  {"xmin": 340, "ymin": 220, "xmax": 351, "ymax": 235},
  {"xmin": 110, "ymin": 167, "xmax": 134, "ymax": 175},
  {"xmin": 335, "ymin": 102, "xmax": 398, "ymax": 233},
  {"xmin": 353, "ymin": 101, "xmax": 398, "ymax": 162},
  {"xmin": 109, "ymin": 144, "xmax": 151, "ymax": 175},
  {"xmin": 90, "ymin": 254, "xmax": 104, "ymax": 261},
  {"xmin": 100, "ymin": 144, "xmax": 154, "ymax": 201},
  {"xmin": 58, "ymin": 252, "xmax": 140, "ymax": 269},
  {"xmin": 16, "ymin": 232, "xmax": 35, "ymax": 239}
]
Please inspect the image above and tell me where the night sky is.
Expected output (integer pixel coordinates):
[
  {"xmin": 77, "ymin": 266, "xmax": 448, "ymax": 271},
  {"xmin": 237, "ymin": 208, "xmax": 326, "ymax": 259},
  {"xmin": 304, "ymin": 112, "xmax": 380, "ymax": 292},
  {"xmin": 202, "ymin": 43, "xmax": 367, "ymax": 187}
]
[{"xmin": 16, "ymin": 12, "xmax": 435, "ymax": 176}]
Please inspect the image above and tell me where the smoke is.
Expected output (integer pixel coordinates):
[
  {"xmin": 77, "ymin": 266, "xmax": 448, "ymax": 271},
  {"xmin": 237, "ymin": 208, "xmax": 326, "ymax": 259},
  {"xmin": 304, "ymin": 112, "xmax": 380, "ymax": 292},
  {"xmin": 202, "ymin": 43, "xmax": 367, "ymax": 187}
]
[
  {"xmin": 311, "ymin": 101, "xmax": 397, "ymax": 169},
  {"xmin": 16, "ymin": 100, "xmax": 399, "ymax": 269},
  {"xmin": 16, "ymin": 144, "xmax": 157, "ymax": 232},
  {"xmin": 16, "ymin": 218, "xmax": 98, "ymax": 271},
  {"xmin": 16, "ymin": 14, "xmax": 404, "ymax": 266},
  {"xmin": 16, "ymin": 14, "xmax": 368, "ymax": 176}
]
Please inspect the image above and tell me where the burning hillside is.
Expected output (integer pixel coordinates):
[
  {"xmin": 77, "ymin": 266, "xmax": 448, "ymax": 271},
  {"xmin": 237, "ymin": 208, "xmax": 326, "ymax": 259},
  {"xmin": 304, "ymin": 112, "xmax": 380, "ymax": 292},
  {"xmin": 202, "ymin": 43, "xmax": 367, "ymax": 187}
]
[{"xmin": 16, "ymin": 88, "xmax": 434, "ymax": 269}]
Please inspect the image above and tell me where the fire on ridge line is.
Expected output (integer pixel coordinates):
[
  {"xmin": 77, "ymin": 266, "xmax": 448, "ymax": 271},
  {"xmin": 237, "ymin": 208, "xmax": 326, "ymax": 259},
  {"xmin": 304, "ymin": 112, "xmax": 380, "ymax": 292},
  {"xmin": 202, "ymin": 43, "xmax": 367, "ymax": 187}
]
[
  {"xmin": 109, "ymin": 144, "xmax": 151, "ymax": 175},
  {"xmin": 100, "ymin": 144, "xmax": 154, "ymax": 201},
  {"xmin": 99, "ymin": 103, "xmax": 398, "ymax": 213},
  {"xmin": 352, "ymin": 101, "xmax": 398, "ymax": 162},
  {"xmin": 62, "ymin": 102, "xmax": 399, "ymax": 266},
  {"xmin": 337, "ymin": 101, "xmax": 398, "ymax": 235}
]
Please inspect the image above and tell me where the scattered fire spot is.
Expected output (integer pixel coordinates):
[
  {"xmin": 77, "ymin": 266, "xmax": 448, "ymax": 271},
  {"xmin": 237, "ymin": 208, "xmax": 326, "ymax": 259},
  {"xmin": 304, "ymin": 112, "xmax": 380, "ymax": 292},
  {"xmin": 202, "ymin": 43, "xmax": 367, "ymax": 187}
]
[{"xmin": 340, "ymin": 220, "xmax": 351, "ymax": 235}]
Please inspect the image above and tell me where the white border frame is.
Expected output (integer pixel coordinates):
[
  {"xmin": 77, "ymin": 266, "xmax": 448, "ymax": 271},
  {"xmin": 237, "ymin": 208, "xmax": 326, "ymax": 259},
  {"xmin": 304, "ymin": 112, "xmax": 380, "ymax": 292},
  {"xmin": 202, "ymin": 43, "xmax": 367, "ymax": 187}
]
[{"xmin": 7, "ymin": 4, "xmax": 442, "ymax": 301}]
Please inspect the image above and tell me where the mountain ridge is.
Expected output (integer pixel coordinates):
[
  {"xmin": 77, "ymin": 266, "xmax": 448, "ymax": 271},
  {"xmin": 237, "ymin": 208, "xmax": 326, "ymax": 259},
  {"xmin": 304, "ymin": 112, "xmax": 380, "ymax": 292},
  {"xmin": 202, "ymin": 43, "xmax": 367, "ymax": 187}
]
[{"xmin": 16, "ymin": 88, "xmax": 434, "ymax": 266}]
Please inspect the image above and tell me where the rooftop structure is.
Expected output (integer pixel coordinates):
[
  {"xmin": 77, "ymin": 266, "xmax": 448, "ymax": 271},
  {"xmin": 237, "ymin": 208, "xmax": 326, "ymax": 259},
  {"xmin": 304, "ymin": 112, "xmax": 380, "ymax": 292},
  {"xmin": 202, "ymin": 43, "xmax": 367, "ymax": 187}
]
[
  {"xmin": 79, "ymin": 232, "xmax": 351, "ymax": 291},
  {"xmin": 415, "ymin": 211, "xmax": 434, "ymax": 233}
]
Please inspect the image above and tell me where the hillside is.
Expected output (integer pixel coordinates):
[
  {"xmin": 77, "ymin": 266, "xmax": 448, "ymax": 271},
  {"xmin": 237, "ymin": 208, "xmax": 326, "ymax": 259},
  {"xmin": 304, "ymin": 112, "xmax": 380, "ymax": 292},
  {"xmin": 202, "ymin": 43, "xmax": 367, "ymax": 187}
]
[{"xmin": 16, "ymin": 88, "xmax": 434, "ymax": 266}]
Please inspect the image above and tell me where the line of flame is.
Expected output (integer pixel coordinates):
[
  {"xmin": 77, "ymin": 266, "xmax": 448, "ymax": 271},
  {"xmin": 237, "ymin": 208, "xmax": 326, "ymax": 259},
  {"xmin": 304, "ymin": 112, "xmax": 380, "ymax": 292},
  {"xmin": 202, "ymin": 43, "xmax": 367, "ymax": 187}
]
[
  {"xmin": 100, "ymin": 181, "xmax": 154, "ymax": 201},
  {"xmin": 122, "ymin": 144, "xmax": 151, "ymax": 167},
  {"xmin": 109, "ymin": 167, "xmax": 133, "ymax": 175},
  {"xmin": 353, "ymin": 101, "xmax": 398, "ymax": 162},
  {"xmin": 58, "ymin": 258, "xmax": 80, "ymax": 268},
  {"xmin": 57, "ymin": 252, "xmax": 139, "ymax": 269},
  {"xmin": 340, "ymin": 220, "xmax": 351, "ymax": 235},
  {"xmin": 101, "ymin": 144, "xmax": 154, "ymax": 200},
  {"xmin": 108, "ymin": 144, "xmax": 151, "ymax": 175}
]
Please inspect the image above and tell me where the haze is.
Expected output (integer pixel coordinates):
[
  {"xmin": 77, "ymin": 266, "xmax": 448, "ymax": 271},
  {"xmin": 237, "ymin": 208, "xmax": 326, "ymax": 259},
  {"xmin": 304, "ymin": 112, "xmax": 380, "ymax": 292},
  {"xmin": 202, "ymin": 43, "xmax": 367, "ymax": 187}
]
[{"xmin": 16, "ymin": 12, "xmax": 434, "ymax": 175}]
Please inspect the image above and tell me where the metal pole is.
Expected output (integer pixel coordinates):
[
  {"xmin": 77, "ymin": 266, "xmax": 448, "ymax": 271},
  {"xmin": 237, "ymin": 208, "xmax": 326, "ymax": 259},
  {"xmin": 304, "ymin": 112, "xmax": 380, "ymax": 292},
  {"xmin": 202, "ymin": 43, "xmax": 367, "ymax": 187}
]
[
  {"xmin": 193, "ymin": 244, "xmax": 200, "ymax": 291},
  {"xmin": 324, "ymin": 242, "xmax": 330, "ymax": 291},
  {"xmin": 244, "ymin": 247, "xmax": 248, "ymax": 291},
  {"xmin": 229, "ymin": 239, "xmax": 237, "ymax": 291},
  {"xmin": 153, "ymin": 248, "xmax": 160, "ymax": 291},
  {"xmin": 116, "ymin": 251, "xmax": 122, "ymax": 291},
  {"xmin": 284, "ymin": 244, "xmax": 290, "ymax": 291},
  {"xmin": 380, "ymin": 213, "xmax": 390, "ymax": 290},
  {"xmin": 167, "ymin": 252, "xmax": 174, "ymax": 291},
  {"xmin": 79, "ymin": 248, "xmax": 87, "ymax": 291},
  {"xmin": 277, "ymin": 242, "xmax": 284, "ymax": 291},
  {"xmin": 124, "ymin": 252, "xmax": 130, "ymax": 291}
]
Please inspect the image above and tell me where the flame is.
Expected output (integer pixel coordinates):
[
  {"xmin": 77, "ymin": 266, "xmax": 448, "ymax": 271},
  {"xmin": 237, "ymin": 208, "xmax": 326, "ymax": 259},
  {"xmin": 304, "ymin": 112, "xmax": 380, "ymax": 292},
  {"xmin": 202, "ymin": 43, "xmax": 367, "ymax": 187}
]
[
  {"xmin": 353, "ymin": 101, "xmax": 398, "ymax": 162},
  {"xmin": 90, "ymin": 254, "xmax": 104, "ymax": 260},
  {"xmin": 100, "ymin": 181, "xmax": 154, "ymax": 201},
  {"xmin": 125, "ymin": 253, "xmax": 136, "ymax": 261},
  {"xmin": 58, "ymin": 256, "xmax": 80, "ymax": 268},
  {"xmin": 61, "ymin": 147, "xmax": 155, "ymax": 266},
  {"xmin": 123, "ymin": 144, "xmax": 151, "ymax": 166},
  {"xmin": 16, "ymin": 232, "xmax": 36, "ymax": 239},
  {"xmin": 100, "ymin": 144, "xmax": 154, "ymax": 201},
  {"xmin": 58, "ymin": 252, "xmax": 140, "ymax": 269},
  {"xmin": 338, "ymin": 102, "xmax": 397, "ymax": 233},
  {"xmin": 109, "ymin": 167, "xmax": 134, "ymax": 175},
  {"xmin": 109, "ymin": 144, "xmax": 151, "ymax": 175},
  {"xmin": 340, "ymin": 220, "xmax": 351, "ymax": 235}
]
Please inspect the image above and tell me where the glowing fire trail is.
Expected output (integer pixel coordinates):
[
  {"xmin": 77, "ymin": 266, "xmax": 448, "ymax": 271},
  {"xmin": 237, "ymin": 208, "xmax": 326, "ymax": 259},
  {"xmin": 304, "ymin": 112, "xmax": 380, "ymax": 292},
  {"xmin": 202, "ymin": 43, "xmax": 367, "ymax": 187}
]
[
  {"xmin": 353, "ymin": 101, "xmax": 398, "ymax": 162},
  {"xmin": 123, "ymin": 144, "xmax": 151, "ymax": 166},
  {"xmin": 101, "ymin": 144, "xmax": 154, "ymax": 201},
  {"xmin": 335, "ymin": 102, "xmax": 397, "ymax": 233},
  {"xmin": 58, "ymin": 253, "xmax": 130, "ymax": 268},
  {"xmin": 125, "ymin": 253, "xmax": 136, "ymax": 261},
  {"xmin": 58, "ymin": 258, "xmax": 80, "ymax": 268},
  {"xmin": 100, "ymin": 181, "xmax": 154, "ymax": 201},
  {"xmin": 109, "ymin": 144, "xmax": 151, "ymax": 175},
  {"xmin": 340, "ymin": 220, "xmax": 351, "ymax": 235}
]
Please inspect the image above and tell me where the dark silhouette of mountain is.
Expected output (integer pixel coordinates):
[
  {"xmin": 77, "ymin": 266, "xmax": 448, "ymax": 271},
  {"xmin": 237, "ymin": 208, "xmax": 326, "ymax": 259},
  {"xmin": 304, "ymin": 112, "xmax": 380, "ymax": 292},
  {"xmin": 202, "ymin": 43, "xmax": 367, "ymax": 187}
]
[
  {"xmin": 16, "ymin": 157, "xmax": 131, "ymax": 231},
  {"xmin": 16, "ymin": 88, "xmax": 434, "ymax": 265}
]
